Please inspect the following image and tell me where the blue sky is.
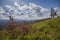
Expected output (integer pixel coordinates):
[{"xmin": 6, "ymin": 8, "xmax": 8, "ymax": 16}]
[
  {"xmin": 0, "ymin": 0, "xmax": 60, "ymax": 9},
  {"xmin": 24, "ymin": 0, "xmax": 60, "ymax": 9},
  {"xmin": 0, "ymin": 0, "xmax": 60, "ymax": 20}
]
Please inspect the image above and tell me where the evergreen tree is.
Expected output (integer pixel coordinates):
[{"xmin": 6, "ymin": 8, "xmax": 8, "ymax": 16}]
[{"xmin": 50, "ymin": 8, "xmax": 57, "ymax": 18}]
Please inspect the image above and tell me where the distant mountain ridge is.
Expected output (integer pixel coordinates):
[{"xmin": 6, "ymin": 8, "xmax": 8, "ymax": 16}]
[{"xmin": 0, "ymin": 19, "xmax": 38, "ymax": 28}]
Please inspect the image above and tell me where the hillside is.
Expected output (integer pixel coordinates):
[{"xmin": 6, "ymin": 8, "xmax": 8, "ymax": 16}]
[
  {"xmin": 0, "ymin": 18, "xmax": 60, "ymax": 40},
  {"xmin": 29, "ymin": 18, "xmax": 60, "ymax": 40}
]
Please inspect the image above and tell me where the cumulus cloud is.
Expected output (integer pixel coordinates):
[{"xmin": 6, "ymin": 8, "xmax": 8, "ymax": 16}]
[
  {"xmin": 0, "ymin": 7, "xmax": 5, "ymax": 14},
  {"xmin": 6, "ymin": 5, "xmax": 19, "ymax": 16},
  {"xmin": 0, "ymin": 7, "xmax": 9, "ymax": 20},
  {"xmin": 14, "ymin": 2, "xmax": 48, "ymax": 13},
  {"xmin": 14, "ymin": 2, "xmax": 21, "ymax": 10},
  {"xmin": 1, "ymin": 2, "xmax": 60, "ymax": 20},
  {"xmin": 54, "ymin": 7, "xmax": 60, "ymax": 16},
  {"xmin": 14, "ymin": 2, "xmax": 49, "ymax": 17},
  {"xmin": 54, "ymin": 7, "xmax": 60, "ymax": 12},
  {"xmin": 0, "ymin": 2, "xmax": 50, "ymax": 20}
]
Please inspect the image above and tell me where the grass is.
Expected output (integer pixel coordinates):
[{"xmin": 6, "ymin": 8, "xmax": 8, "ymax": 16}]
[{"xmin": 0, "ymin": 18, "xmax": 60, "ymax": 40}]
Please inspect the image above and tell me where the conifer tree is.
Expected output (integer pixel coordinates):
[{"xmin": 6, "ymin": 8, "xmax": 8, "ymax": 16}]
[{"xmin": 50, "ymin": 8, "xmax": 57, "ymax": 18}]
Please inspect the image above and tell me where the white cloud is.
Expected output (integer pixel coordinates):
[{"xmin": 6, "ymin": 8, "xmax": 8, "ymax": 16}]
[
  {"xmin": 14, "ymin": 2, "xmax": 49, "ymax": 20},
  {"xmin": 29, "ymin": 3, "xmax": 40, "ymax": 8},
  {"xmin": 0, "ymin": 2, "xmax": 49, "ymax": 20},
  {"xmin": 0, "ymin": 7, "xmax": 5, "ymax": 14},
  {"xmin": 14, "ymin": 2, "xmax": 21, "ymax": 10},
  {"xmin": 6, "ymin": 5, "xmax": 19, "ymax": 16},
  {"xmin": 0, "ymin": 7, "xmax": 9, "ymax": 20},
  {"xmin": 54, "ymin": 7, "xmax": 60, "ymax": 15},
  {"xmin": 14, "ymin": 2, "xmax": 48, "ymax": 13},
  {"xmin": 54, "ymin": 7, "xmax": 60, "ymax": 12},
  {"xmin": 1, "ymin": 2, "xmax": 60, "ymax": 20}
]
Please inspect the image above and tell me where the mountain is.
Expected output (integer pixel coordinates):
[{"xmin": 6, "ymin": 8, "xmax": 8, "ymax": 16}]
[
  {"xmin": 0, "ymin": 19, "xmax": 38, "ymax": 28},
  {"xmin": 0, "ymin": 18, "xmax": 60, "ymax": 40},
  {"xmin": 27, "ymin": 17, "xmax": 60, "ymax": 40},
  {"xmin": 0, "ymin": 20, "xmax": 9, "ymax": 28}
]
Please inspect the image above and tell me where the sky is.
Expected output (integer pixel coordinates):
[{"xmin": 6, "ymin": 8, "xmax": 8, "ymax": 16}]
[
  {"xmin": 24, "ymin": 0, "xmax": 60, "ymax": 9},
  {"xmin": 0, "ymin": 0, "xmax": 60, "ymax": 20}
]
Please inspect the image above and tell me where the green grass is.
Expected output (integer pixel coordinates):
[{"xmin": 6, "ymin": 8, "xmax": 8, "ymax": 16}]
[
  {"xmin": 32, "ymin": 18, "xmax": 60, "ymax": 31},
  {"xmin": 29, "ymin": 18, "xmax": 60, "ymax": 40},
  {"xmin": 0, "ymin": 18, "xmax": 60, "ymax": 40}
]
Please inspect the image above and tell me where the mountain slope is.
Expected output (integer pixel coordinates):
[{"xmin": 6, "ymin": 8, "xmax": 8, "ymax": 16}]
[
  {"xmin": 25, "ymin": 18, "xmax": 60, "ymax": 40},
  {"xmin": 0, "ymin": 18, "xmax": 60, "ymax": 40},
  {"xmin": 32, "ymin": 18, "xmax": 60, "ymax": 31}
]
